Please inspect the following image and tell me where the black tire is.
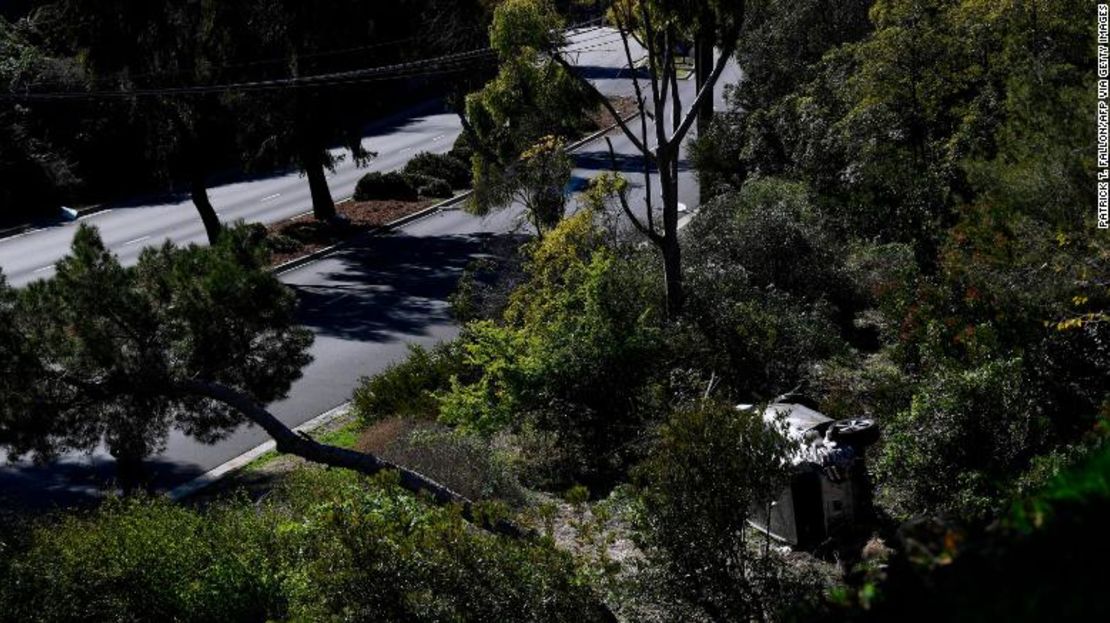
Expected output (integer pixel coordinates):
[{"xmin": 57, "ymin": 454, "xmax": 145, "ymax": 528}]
[{"xmin": 828, "ymin": 418, "xmax": 879, "ymax": 445}]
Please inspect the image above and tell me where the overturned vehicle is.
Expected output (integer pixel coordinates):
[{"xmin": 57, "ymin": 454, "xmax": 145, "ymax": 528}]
[{"xmin": 739, "ymin": 401, "xmax": 879, "ymax": 549}]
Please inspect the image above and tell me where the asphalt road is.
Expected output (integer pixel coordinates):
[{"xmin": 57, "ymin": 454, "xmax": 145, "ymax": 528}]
[{"xmin": 0, "ymin": 27, "xmax": 741, "ymax": 510}]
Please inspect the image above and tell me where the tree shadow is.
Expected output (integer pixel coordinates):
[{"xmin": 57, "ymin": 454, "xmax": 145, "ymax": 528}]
[
  {"xmin": 566, "ymin": 64, "xmax": 650, "ymax": 81},
  {"xmin": 0, "ymin": 456, "xmax": 208, "ymax": 515},
  {"xmin": 289, "ymin": 229, "xmax": 530, "ymax": 343}
]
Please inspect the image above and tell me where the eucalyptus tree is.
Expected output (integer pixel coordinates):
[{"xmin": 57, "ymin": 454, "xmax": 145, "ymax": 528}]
[
  {"xmin": 558, "ymin": 0, "xmax": 744, "ymax": 314},
  {"xmin": 462, "ymin": 0, "xmax": 595, "ymax": 231},
  {"xmin": 477, "ymin": 0, "xmax": 744, "ymax": 314}
]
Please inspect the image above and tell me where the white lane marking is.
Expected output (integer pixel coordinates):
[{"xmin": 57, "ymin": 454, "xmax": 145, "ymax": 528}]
[
  {"xmin": 432, "ymin": 133, "xmax": 446, "ymax": 142},
  {"xmin": 260, "ymin": 193, "xmax": 281, "ymax": 202},
  {"xmin": 123, "ymin": 235, "xmax": 151, "ymax": 246},
  {"xmin": 33, "ymin": 265, "xmax": 54, "ymax": 273}
]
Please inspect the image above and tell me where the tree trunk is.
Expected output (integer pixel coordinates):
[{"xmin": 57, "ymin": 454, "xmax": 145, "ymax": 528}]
[
  {"xmin": 110, "ymin": 446, "xmax": 149, "ymax": 494},
  {"xmin": 177, "ymin": 378, "xmax": 528, "ymax": 538},
  {"xmin": 695, "ymin": 23, "xmax": 716, "ymax": 206},
  {"xmin": 190, "ymin": 174, "xmax": 222, "ymax": 244},
  {"xmin": 658, "ymin": 155, "xmax": 685, "ymax": 316},
  {"xmin": 694, "ymin": 24, "xmax": 716, "ymax": 137},
  {"xmin": 302, "ymin": 146, "xmax": 337, "ymax": 221}
]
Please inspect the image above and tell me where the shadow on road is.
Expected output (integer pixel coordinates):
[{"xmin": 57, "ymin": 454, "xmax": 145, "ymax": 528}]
[
  {"xmin": 291, "ymin": 230, "xmax": 529, "ymax": 342},
  {"xmin": 0, "ymin": 456, "xmax": 207, "ymax": 516}
]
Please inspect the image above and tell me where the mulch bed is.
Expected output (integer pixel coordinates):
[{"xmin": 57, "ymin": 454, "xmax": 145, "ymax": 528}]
[
  {"xmin": 587, "ymin": 95, "xmax": 640, "ymax": 131},
  {"xmin": 266, "ymin": 197, "xmax": 437, "ymax": 267}
]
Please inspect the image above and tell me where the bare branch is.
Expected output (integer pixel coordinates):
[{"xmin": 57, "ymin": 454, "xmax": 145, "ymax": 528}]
[
  {"xmin": 668, "ymin": 25, "xmax": 739, "ymax": 148},
  {"xmin": 616, "ymin": 26, "xmax": 658, "ymax": 227},
  {"xmin": 552, "ymin": 54, "xmax": 651, "ymax": 156},
  {"xmin": 605, "ymin": 137, "xmax": 661, "ymax": 244}
]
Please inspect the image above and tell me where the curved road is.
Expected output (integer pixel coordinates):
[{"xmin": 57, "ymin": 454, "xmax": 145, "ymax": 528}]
[{"xmin": 0, "ymin": 27, "xmax": 741, "ymax": 510}]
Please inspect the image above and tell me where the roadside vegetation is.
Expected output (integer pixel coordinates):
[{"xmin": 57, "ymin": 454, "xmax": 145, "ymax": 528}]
[{"xmin": 0, "ymin": 0, "xmax": 1105, "ymax": 621}]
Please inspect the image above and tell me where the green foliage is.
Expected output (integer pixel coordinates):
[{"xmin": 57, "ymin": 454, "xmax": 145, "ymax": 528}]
[
  {"xmin": 825, "ymin": 442, "xmax": 1110, "ymax": 623},
  {"xmin": 515, "ymin": 135, "xmax": 575, "ymax": 233},
  {"xmin": 693, "ymin": 0, "xmax": 1107, "ymax": 529},
  {"xmin": 439, "ymin": 209, "xmax": 663, "ymax": 480},
  {"xmin": 353, "ymin": 170, "xmax": 418, "ymax": 201},
  {"xmin": 0, "ymin": 224, "xmax": 312, "ymax": 479},
  {"xmin": 682, "ymin": 178, "xmax": 853, "ymax": 396},
  {"xmin": 0, "ymin": 469, "xmax": 607, "ymax": 622},
  {"xmin": 405, "ymin": 172, "xmax": 454, "ymax": 198},
  {"xmin": 488, "ymin": 0, "xmax": 565, "ymax": 59},
  {"xmin": 465, "ymin": 0, "xmax": 594, "ymax": 223},
  {"xmin": 627, "ymin": 401, "xmax": 820, "ymax": 621},
  {"xmin": 874, "ymin": 359, "xmax": 1051, "ymax": 522},
  {"xmin": 352, "ymin": 342, "xmax": 467, "ymax": 425},
  {"xmin": 403, "ymin": 151, "xmax": 472, "ymax": 189},
  {"xmin": 0, "ymin": 497, "xmax": 283, "ymax": 622}
]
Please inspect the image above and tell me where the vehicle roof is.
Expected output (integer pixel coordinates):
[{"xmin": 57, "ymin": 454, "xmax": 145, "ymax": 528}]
[{"xmin": 762, "ymin": 402, "xmax": 832, "ymax": 437}]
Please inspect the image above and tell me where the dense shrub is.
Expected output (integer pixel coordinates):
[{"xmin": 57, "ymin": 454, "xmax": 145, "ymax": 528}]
[
  {"xmin": 448, "ymin": 132, "xmax": 475, "ymax": 164},
  {"xmin": 359, "ymin": 420, "xmax": 525, "ymax": 505},
  {"xmin": 438, "ymin": 209, "xmax": 664, "ymax": 482},
  {"xmin": 352, "ymin": 342, "xmax": 467, "ymax": 425},
  {"xmin": 353, "ymin": 170, "xmax": 417, "ymax": 201},
  {"xmin": 625, "ymin": 401, "xmax": 824, "ymax": 622},
  {"xmin": 0, "ymin": 470, "xmax": 608, "ymax": 623},
  {"xmin": 0, "ymin": 496, "xmax": 284, "ymax": 622},
  {"xmin": 873, "ymin": 359, "xmax": 1051, "ymax": 522},
  {"xmin": 404, "ymin": 151, "xmax": 472, "ymax": 189},
  {"xmin": 405, "ymin": 173, "xmax": 453, "ymax": 198},
  {"xmin": 682, "ymin": 178, "xmax": 853, "ymax": 397}
]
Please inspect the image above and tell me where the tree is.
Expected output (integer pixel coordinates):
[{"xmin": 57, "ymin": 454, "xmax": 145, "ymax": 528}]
[
  {"xmin": 34, "ymin": 0, "xmax": 261, "ymax": 243},
  {"xmin": 463, "ymin": 0, "xmax": 596, "ymax": 229},
  {"xmin": 0, "ymin": 15, "xmax": 82, "ymax": 223},
  {"xmin": 512, "ymin": 135, "xmax": 575, "ymax": 234},
  {"xmin": 553, "ymin": 0, "xmax": 743, "ymax": 314},
  {"xmin": 0, "ymin": 225, "xmax": 521, "ymax": 535}
]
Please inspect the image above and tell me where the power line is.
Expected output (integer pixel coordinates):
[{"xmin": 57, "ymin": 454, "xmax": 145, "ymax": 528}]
[
  {"xmin": 2, "ymin": 48, "xmax": 497, "ymax": 101},
  {"xmin": 2, "ymin": 24, "xmax": 622, "ymax": 102}
]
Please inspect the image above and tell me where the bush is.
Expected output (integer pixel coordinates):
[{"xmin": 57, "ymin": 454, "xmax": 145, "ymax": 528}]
[
  {"xmin": 437, "ymin": 210, "xmax": 664, "ymax": 482},
  {"xmin": 353, "ymin": 171, "xmax": 417, "ymax": 201},
  {"xmin": 873, "ymin": 358, "xmax": 1052, "ymax": 522},
  {"xmin": 627, "ymin": 401, "xmax": 821, "ymax": 622},
  {"xmin": 0, "ymin": 496, "xmax": 284, "ymax": 622},
  {"xmin": 404, "ymin": 151, "xmax": 472, "ymax": 189},
  {"xmin": 404, "ymin": 173, "xmax": 454, "ymax": 198},
  {"xmin": 359, "ymin": 420, "xmax": 526, "ymax": 505},
  {"xmin": 0, "ymin": 470, "xmax": 609, "ymax": 623},
  {"xmin": 448, "ymin": 133, "xmax": 475, "ymax": 164},
  {"xmin": 352, "ymin": 342, "xmax": 467, "ymax": 425}
]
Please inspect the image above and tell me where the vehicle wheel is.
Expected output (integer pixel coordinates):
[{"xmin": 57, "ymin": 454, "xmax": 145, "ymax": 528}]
[{"xmin": 829, "ymin": 418, "xmax": 879, "ymax": 445}]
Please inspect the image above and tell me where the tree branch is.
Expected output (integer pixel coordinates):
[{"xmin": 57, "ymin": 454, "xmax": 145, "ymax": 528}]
[
  {"xmin": 551, "ymin": 54, "xmax": 650, "ymax": 157},
  {"xmin": 605, "ymin": 137, "xmax": 661, "ymax": 244},
  {"xmin": 616, "ymin": 25, "xmax": 657, "ymax": 229},
  {"xmin": 668, "ymin": 24, "xmax": 739, "ymax": 150},
  {"xmin": 176, "ymin": 378, "xmax": 529, "ymax": 539}
]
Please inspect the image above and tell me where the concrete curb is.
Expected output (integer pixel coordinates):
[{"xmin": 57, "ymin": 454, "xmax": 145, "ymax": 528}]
[
  {"xmin": 167, "ymin": 401, "xmax": 353, "ymax": 501},
  {"xmin": 270, "ymin": 111, "xmax": 639, "ymax": 278},
  {"xmin": 271, "ymin": 190, "xmax": 473, "ymax": 276},
  {"xmin": 168, "ymin": 111, "xmax": 641, "ymax": 502}
]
